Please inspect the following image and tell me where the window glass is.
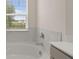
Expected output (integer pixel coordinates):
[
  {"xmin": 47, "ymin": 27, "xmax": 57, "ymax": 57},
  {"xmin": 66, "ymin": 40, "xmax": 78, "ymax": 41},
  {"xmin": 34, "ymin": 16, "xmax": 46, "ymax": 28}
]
[
  {"xmin": 6, "ymin": 0, "xmax": 28, "ymax": 30},
  {"xmin": 6, "ymin": 15, "xmax": 27, "ymax": 29}
]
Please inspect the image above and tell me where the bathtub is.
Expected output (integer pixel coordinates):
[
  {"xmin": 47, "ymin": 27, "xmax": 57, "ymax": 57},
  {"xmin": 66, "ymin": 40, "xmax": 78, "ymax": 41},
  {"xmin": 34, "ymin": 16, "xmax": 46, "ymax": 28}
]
[{"xmin": 6, "ymin": 42, "xmax": 44, "ymax": 59}]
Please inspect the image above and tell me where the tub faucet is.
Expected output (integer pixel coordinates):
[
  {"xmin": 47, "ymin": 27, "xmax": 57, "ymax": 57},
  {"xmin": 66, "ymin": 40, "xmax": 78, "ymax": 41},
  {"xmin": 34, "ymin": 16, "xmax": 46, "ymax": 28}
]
[{"xmin": 40, "ymin": 32, "xmax": 45, "ymax": 39}]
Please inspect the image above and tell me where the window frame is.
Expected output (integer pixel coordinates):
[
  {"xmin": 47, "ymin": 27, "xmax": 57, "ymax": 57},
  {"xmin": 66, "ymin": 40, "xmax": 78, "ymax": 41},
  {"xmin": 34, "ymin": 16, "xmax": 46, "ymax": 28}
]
[{"xmin": 6, "ymin": 0, "xmax": 28, "ymax": 31}]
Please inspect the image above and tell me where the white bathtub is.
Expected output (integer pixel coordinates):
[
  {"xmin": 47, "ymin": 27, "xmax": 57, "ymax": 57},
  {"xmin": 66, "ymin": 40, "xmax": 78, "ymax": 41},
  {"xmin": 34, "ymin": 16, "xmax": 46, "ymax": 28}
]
[{"xmin": 6, "ymin": 42, "xmax": 44, "ymax": 59}]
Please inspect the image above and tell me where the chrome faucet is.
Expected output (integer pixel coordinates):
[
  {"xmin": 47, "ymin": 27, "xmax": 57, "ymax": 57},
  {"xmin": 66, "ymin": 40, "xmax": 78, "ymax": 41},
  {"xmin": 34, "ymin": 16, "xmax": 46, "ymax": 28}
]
[{"xmin": 40, "ymin": 32, "xmax": 45, "ymax": 39}]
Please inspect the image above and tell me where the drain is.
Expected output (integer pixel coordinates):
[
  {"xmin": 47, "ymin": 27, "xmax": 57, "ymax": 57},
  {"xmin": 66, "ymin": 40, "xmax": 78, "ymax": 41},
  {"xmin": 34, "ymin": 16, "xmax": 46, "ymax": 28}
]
[{"xmin": 39, "ymin": 51, "xmax": 42, "ymax": 56}]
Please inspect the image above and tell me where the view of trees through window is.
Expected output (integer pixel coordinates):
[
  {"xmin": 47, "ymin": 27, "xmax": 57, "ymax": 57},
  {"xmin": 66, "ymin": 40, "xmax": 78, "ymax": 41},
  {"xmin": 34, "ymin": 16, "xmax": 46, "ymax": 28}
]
[{"xmin": 6, "ymin": 0, "xmax": 28, "ymax": 29}]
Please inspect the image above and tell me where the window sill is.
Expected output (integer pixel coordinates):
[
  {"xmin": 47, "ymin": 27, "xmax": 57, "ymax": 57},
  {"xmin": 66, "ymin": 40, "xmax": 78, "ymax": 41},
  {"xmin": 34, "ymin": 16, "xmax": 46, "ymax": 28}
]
[{"xmin": 6, "ymin": 29, "xmax": 29, "ymax": 31}]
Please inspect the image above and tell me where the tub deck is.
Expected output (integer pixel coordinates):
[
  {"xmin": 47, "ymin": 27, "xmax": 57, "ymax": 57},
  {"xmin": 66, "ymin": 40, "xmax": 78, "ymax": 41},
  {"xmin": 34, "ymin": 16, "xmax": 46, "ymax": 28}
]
[{"xmin": 6, "ymin": 42, "xmax": 44, "ymax": 59}]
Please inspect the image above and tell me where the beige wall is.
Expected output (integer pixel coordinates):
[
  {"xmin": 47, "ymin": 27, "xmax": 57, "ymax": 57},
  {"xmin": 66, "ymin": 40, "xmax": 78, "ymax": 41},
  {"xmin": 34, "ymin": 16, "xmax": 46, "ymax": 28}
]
[
  {"xmin": 7, "ymin": 0, "xmax": 73, "ymax": 43},
  {"xmin": 28, "ymin": 0, "xmax": 37, "ymax": 28},
  {"xmin": 37, "ymin": 0, "xmax": 66, "ymax": 33},
  {"xmin": 63, "ymin": 0, "xmax": 73, "ymax": 42},
  {"xmin": 37, "ymin": 0, "xmax": 73, "ymax": 42},
  {"xmin": 66, "ymin": 0, "xmax": 73, "ymax": 35}
]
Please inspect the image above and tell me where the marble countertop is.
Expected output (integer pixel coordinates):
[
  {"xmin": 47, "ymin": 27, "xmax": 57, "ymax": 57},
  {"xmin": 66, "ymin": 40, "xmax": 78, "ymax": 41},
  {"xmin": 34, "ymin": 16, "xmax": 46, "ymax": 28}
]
[{"xmin": 50, "ymin": 42, "xmax": 73, "ymax": 57}]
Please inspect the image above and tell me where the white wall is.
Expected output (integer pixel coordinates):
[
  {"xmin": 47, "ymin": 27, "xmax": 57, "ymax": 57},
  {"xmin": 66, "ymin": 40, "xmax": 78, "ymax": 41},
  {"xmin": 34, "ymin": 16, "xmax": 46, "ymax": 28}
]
[
  {"xmin": 37, "ymin": 0, "xmax": 66, "ymax": 33},
  {"xmin": 6, "ymin": 0, "xmax": 37, "ymax": 43}
]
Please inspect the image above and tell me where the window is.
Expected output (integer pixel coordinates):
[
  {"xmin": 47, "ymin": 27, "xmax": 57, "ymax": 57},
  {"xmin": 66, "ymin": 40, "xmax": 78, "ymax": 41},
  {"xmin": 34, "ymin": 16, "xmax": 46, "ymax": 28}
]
[{"xmin": 6, "ymin": 0, "xmax": 28, "ymax": 31}]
